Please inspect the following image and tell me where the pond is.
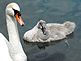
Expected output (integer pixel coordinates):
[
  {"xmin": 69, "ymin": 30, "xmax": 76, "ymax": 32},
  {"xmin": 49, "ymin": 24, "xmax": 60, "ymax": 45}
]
[{"xmin": 0, "ymin": 0, "xmax": 81, "ymax": 61}]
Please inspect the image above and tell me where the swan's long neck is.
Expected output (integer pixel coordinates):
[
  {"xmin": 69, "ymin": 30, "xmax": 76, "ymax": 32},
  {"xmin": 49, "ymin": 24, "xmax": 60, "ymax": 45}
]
[{"xmin": 6, "ymin": 14, "xmax": 24, "ymax": 53}]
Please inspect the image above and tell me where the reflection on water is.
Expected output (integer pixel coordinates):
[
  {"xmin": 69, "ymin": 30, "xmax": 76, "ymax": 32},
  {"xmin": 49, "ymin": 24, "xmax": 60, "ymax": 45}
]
[
  {"xmin": 24, "ymin": 33, "xmax": 74, "ymax": 61},
  {"xmin": 24, "ymin": 32, "xmax": 74, "ymax": 50},
  {"xmin": 0, "ymin": 0, "xmax": 81, "ymax": 61}
]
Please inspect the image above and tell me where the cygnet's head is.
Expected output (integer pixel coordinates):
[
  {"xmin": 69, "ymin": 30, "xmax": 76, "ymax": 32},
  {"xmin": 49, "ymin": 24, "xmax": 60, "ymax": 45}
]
[
  {"xmin": 37, "ymin": 20, "xmax": 47, "ymax": 35},
  {"xmin": 6, "ymin": 3, "xmax": 24, "ymax": 26}
]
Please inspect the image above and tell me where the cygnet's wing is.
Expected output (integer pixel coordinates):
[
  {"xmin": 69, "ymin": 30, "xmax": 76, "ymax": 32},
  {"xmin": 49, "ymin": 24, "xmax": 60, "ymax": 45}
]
[
  {"xmin": 46, "ymin": 21, "xmax": 76, "ymax": 41},
  {"xmin": 46, "ymin": 23, "xmax": 67, "ymax": 41}
]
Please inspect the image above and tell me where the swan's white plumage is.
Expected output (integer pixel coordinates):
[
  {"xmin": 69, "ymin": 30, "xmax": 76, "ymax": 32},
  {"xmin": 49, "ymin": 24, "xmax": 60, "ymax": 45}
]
[
  {"xmin": 0, "ymin": 2, "xmax": 27, "ymax": 61},
  {"xmin": 0, "ymin": 33, "xmax": 12, "ymax": 61},
  {"xmin": 23, "ymin": 20, "xmax": 76, "ymax": 42}
]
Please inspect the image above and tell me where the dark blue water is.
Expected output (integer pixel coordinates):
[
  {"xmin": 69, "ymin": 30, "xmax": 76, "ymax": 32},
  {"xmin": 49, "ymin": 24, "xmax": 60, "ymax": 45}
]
[{"xmin": 0, "ymin": 0, "xmax": 81, "ymax": 61}]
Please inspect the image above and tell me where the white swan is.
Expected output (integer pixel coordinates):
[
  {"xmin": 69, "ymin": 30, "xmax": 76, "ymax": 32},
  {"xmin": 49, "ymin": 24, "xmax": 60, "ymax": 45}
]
[
  {"xmin": 23, "ymin": 20, "xmax": 76, "ymax": 42},
  {"xmin": 0, "ymin": 33, "xmax": 13, "ymax": 61},
  {"xmin": 0, "ymin": 3, "xmax": 27, "ymax": 61}
]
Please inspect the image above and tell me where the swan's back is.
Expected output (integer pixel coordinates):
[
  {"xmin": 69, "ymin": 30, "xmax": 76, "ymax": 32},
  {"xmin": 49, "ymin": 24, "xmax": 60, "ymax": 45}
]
[
  {"xmin": 45, "ymin": 21, "xmax": 76, "ymax": 41},
  {"xmin": 0, "ymin": 33, "xmax": 12, "ymax": 61},
  {"xmin": 46, "ymin": 21, "xmax": 76, "ymax": 35}
]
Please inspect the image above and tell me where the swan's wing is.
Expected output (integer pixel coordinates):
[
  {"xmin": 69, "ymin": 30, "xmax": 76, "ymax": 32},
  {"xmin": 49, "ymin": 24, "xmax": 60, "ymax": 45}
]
[
  {"xmin": 0, "ymin": 33, "xmax": 12, "ymax": 61},
  {"xmin": 46, "ymin": 23, "xmax": 64, "ymax": 31},
  {"xmin": 46, "ymin": 21, "xmax": 76, "ymax": 41},
  {"xmin": 0, "ymin": 33, "xmax": 11, "ymax": 48},
  {"xmin": 46, "ymin": 23, "xmax": 66, "ymax": 41},
  {"xmin": 46, "ymin": 21, "xmax": 76, "ymax": 35}
]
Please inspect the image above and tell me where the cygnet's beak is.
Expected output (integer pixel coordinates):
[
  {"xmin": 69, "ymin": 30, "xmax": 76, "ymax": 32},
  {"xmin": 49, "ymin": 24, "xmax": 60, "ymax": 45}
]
[{"xmin": 41, "ymin": 25, "xmax": 47, "ymax": 35}]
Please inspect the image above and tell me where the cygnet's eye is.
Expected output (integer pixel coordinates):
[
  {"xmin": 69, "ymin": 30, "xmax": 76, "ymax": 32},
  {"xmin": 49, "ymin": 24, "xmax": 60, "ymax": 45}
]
[
  {"xmin": 39, "ymin": 22, "xmax": 42, "ymax": 25},
  {"xmin": 38, "ymin": 22, "xmax": 42, "ymax": 29}
]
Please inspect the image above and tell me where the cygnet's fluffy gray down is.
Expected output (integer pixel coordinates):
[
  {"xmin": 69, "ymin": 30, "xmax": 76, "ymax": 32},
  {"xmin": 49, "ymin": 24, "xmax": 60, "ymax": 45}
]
[{"xmin": 23, "ymin": 20, "xmax": 76, "ymax": 42}]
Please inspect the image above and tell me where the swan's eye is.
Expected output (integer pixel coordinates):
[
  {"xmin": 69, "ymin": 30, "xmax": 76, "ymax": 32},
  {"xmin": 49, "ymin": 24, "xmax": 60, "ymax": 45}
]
[{"xmin": 12, "ymin": 8, "xmax": 21, "ymax": 17}]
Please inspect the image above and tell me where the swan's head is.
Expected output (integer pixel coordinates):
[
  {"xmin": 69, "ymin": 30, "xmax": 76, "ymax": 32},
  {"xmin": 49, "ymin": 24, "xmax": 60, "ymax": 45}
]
[
  {"xmin": 37, "ymin": 20, "xmax": 47, "ymax": 35},
  {"xmin": 6, "ymin": 3, "xmax": 24, "ymax": 26}
]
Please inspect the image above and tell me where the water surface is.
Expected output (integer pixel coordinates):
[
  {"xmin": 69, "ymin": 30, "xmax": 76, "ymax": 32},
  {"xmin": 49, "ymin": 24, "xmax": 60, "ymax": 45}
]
[{"xmin": 0, "ymin": 0, "xmax": 81, "ymax": 61}]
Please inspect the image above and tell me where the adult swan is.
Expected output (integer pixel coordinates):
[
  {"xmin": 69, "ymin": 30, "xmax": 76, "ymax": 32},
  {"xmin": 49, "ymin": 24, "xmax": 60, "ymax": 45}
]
[{"xmin": 0, "ymin": 3, "xmax": 27, "ymax": 61}]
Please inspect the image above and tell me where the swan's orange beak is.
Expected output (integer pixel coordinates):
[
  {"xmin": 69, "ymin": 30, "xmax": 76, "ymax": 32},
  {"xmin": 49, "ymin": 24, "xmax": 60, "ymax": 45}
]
[{"xmin": 15, "ymin": 13, "xmax": 24, "ymax": 26}]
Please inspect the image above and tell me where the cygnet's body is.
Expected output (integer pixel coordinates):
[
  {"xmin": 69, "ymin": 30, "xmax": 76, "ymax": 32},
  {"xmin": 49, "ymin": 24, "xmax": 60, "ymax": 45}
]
[{"xmin": 23, "ymin": 20, "xmax": 76, "ymax": 42}]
